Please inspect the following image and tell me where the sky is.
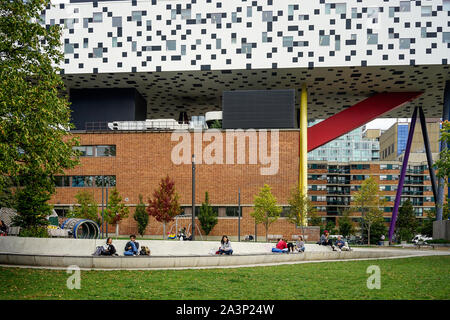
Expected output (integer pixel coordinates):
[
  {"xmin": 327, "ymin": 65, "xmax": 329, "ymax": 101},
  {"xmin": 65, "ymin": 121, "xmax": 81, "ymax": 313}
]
[{"xmin": 365, "ymin": 118, "xmax": 411, "ymax": 130}]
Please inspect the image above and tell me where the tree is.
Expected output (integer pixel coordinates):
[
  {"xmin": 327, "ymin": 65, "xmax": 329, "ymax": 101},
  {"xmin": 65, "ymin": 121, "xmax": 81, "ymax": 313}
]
[
  {"xmin": 250, "ymin": 184, "xmax": 282, "ymax": 242},
  {"xmin": 360, "ymin": 218, "xmax": 387, "ymax": 245},
  {"xmin": 352, "ymin": 177, "xmax": 386, "ymax": 245},
  {"xmin": 287, "ymin": 187, "xmax": 316, "ymax": 239},
  {"xmin": 338, "ymin": 210, "xmax": 355, "ymax": 238},
  {"xmin": 68, "ymin": 191, "xmax": 100, "ymax": 226},
  {"xmin": 104, "ymin": 188, "xmax": 129, "ymax": 237},
  {"xmin": 308, "ymin": 210, "xmax": 323, "ymax": 230},
  {"xmin": 435, "ymin": 120, "xmax": 450, "ymax": 185},
  {"xmin": 324, "ymin": 220, "xmax": 338, "ymax": 235},
  {"xmin": 134, "ymin": 194, "xmax": 149, "ymax": 237},
  {"xmin": 396, "ymin": 199, "xmax": 418, "ymax": 242},
  {"xmin": 197, "ymin": 192, "xmax": 218, "ymax": 239},
  {"xmin": 0, "ymin": 0, "xmax": 79, "ymax": 230},
  {"xmin": 419, "ymin": 209, "xmax": 435, "ymax": 237},
  {"xmin": 147, "ymin": 176, "xmax": 181, "ymax": 239}
]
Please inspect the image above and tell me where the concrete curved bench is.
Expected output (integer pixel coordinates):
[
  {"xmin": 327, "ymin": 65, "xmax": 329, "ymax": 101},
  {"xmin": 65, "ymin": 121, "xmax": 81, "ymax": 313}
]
[{"xmin": 0, "ymin": 237, "xmax": 444, "ymax": 269}]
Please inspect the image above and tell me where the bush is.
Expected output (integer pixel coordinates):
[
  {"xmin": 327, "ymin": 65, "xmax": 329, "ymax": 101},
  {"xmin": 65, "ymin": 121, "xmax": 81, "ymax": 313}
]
[
  {"xmin": 19, "ymin": 226, "xmax": 48, "ymax": 238},
  {"xmin": 427, "ymin": 239, "xmax": 450, "ymax": 244}
]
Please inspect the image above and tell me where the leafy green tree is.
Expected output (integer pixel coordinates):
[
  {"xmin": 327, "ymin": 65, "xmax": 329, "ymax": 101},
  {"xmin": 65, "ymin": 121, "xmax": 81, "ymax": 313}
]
[
  {"xmin": 68, "ymin": 191, "xmax": 100, "ymax": 226},
  {"xmin": 104, "ymin": 188, "xmax": 129, "ymax": 237},
  {"xmin": 435, "ymin": 120, "xmax": 450, "ymax": 184},
  {"xmin": 287, "ymin": 187, "xmax": 316, "ymax": 238},
  {"xmin": 419, "ymin": 209, "xmax": 435, "ymax": 237},
  {"xmin": 197, "ymin": 192, "xmax": 218, "ymax": 239},
  {"xmin": 396, "ymin": 199, "xmax": 418, "ymax": 242},
  {"xmin": 0, "ymin": 177, "xmax": 15, "ymax": 209},
  {"xmin": 352, "ymin": 177, "xmax": 386, "ymax": 245},
  {"xmin": 250, "ymin": 184, "xmax": 282, "ymax": 242},
  {"xmin": 324, "ymin": 220, "xmax": 338, "ymax": 235},
  {"xmin": 308, "ymin": 210, "xmax": 323, "ymax": 230},
  {"xmin": 0, "ymin": 0, "xmax": 79, "ymax": 229},
  {"xmin": 147, "ymin": 176, "xmax": 181, "ymax": 239},
  {"xmin": 360, "ymin": 218, "xmax": 387, "ymax": 245},
  {"xmin": 134, "ymin": 194, "xmax": 149, "ymax": 237},
  {"xmin": 338, "ymin": 210, "xmax": 355, "ymax": 238}
]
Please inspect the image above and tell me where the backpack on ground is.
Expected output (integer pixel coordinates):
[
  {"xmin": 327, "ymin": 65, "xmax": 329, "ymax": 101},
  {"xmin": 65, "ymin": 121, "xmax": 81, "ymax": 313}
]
[{"xmin": 140, "ymin": 246, "xmax": 150, "ymax": 256}]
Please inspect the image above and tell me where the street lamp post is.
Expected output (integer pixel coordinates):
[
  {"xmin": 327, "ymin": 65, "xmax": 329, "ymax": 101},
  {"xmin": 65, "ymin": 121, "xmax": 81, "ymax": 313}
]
[
  {"xmin": 238, "ymin": 188, "xmax": 241, "ymax": 242},
  {"xmin": 192, "ymin": 154, "xmax": 196, "ymax": 240}
]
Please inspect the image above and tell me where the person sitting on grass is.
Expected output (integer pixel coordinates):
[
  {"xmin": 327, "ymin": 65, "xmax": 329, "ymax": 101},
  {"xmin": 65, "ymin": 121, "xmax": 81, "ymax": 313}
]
[
  {"xmin": 0, "ymin": 220, "xmax": 8, "ymax": 236},
  {"xmin": 295, "ymin": 235, "xmax": 306, "ymax": 253},
  {"xmin": 124, "ymin": 235, "xmax": 140, "ymax": 256},
  {"xmin": 335, "ymin": 236, "xmax": 351, "ymax": 251},
  {"xmin": 272, "ymin": 238, "xmax": 289, "ymax": 253},
  {"xmin": 218, "ymin": 235, "xmax": 233, "ymax": 255},
  {"xmin": 101, "ymin": 237, "xmax": 117, "ymax": 256}
]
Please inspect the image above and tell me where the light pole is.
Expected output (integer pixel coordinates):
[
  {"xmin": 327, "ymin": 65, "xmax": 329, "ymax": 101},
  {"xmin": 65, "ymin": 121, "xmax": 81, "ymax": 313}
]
[
  {"xmin": 238, "ymin": 188, "xmax": 241, "ymax": 242},
  {"xmin": 192, "ymin": 154, "xmax": 196, "ymax": 240}
]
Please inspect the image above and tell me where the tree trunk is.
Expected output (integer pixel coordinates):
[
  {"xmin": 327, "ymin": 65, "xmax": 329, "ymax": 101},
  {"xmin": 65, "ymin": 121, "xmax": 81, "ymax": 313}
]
[
  {"xmin": 163, "ymin": 222, "xmax": 166, "ymax": 240},
  {"xmin": 368, "ymin": 225, "xmax": 371, "ymax": 246},
  {"xmin": 115, "ymin": 223, "xmax": 119, "ymax": 238},
  {"xmin": 265, "ymin": 223, "xmax": 269, "ymax": 243}
]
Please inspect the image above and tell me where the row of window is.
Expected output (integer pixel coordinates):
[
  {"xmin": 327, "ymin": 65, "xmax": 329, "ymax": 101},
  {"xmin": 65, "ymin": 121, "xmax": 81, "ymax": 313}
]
[
  {"xmin": 73, "ymin": 145, "xmax": 116, "ymax": 157},
  {"xmin": 55, "ymin": 175, "xmax": 116, "ymax": 188}
]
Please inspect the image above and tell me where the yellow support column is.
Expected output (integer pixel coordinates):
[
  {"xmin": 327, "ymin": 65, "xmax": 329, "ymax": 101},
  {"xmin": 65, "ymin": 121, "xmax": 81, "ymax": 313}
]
[{"xmin": 299, "ymin": 84, "xmax": 308, "ymax": 225}]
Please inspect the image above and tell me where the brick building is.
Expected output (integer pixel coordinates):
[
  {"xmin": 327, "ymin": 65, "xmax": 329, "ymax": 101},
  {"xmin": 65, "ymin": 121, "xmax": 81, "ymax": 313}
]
[{"xmin": 51, "ymin": 130, "xmax": 438, "ymax": 241}]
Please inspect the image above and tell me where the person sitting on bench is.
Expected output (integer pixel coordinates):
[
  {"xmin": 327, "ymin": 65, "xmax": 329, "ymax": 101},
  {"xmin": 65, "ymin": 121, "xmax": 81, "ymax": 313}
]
[
  {"xmin": 101, "ymin": 237, "xmax": 117, "ymax": 256},
  {"xmin": 218, "ymin": 235, "xmax": 233, "ymax": 255},
  {"xmin": 272, "ymin": 238, "xmax": 289, "ymax": 253},
  {"xmin": 124, "ymin": 235, "xmax": 140, "ymax": 256},
  {"xmin": 296, "ymin": 235, "xmax": 306, "ymax": 253},
  {"xmin": 319, "ymin": 230, "xmax": 337, "ymax": 251},
  {"xmin": 335, "ymin": 236, "xmax": 351, "ymax": 251}
]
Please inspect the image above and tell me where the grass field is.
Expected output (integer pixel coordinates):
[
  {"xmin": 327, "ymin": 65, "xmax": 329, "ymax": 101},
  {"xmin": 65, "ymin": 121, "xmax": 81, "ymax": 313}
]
[{"xmin": 0, "ymin": 256, "xmax": 449, "ymax": 300}]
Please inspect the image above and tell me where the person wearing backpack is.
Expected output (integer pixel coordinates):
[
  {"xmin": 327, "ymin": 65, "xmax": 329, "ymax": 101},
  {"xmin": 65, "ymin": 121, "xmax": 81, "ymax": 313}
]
[
  {"xmin": 101, "ymin": 237, "xmax": 117, "ymax": 256},
  {"xmin": 124, "ymin": 235, "xmax": 140, "ymax": 256}
]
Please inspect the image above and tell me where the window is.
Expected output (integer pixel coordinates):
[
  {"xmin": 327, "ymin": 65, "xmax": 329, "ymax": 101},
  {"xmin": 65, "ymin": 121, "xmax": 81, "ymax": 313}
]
[
  {"xmin": 232, "ymin": 12, "xmax": 237, "ymax": 23},
  {"xmin": 282, "ymin": 36, "xmax": 293, "ymax": 48},
  {"xmin": 211, "ymin": 13, "xmax": 222, "ymax": 24},
  {"xmin": 241, "ymin": 43, "xmax": 252, "ymax": 54},
  {"xmin": 73, "ymin": 146, "xmax": 94, "ymax": 156},
  {"xmin": 262, "ymin": 11, "xmax": 273, "ymax": 22},
  {"xmin": 444, "ymin": 0, "xmax": 450, "ymax": 11},
  {"xmin": 335, "ymin": 39, "xmax": 341, "ymax": 51},
  {"xmin": 335, "ymin": 3, "xmax": 346, "ymax": 14},
  {"xmin": 319, "ymin": 35, "xmax": 330, "ymax": 46},
  {"xmin": 247, "ymin": 6, "xmax": 252, "ymax": 17},
  {"xmin": 96, "ymin": 145, "xmax": 116, "ymax": 157},
  {"xmin": 131, "ymin": 41, "xmax": 137, "ymax": 52},
  {"xmin": 181, "ymin": 45, "xmax": 186, "ymax": 55},
  {"xmin": 93, "ymin": 48, "xmax": 103, "ymax": 58},
  {"xmin": 112, "ymin": 37, "xmax": 118, "ymax": 48},
  {"xmin": 443, "ymin": 32, "xmax": 450, "ymax": 44},
  {"xmin": 421, "ymin": 6, "xmax": 432, "ymax": 17},
  {"xmin": 288, "ymin": 5, "xmax": 294, "ymax": 16},
  {"xmin": 112, "ymin": 17, "xmax": 122, "ymax": 27},
  {"xmin": 64, "ymin": 43, "xmax": 74, "ymax": 54},
  {"xmin": 226, "ymin": 207, "xmax": 239, "ymax": 217},
  {"xmin": 54, "ymin": 206, "xmax": 70, "ymax": 218},
  {"xmin": 181, "ymin": 9, "xmax": 191, "ymax": 20},
  {"xmin": 400, "ymin": 1, "xmax": 411, "ymax": 12},
  {"xmin": 131, "ymin": 11, "xmax": 142, "ymax": 22},
  {"xmin": 55, "ymin": 176, "xmax": 70, "ymax": 187},
  {"xmin": 367, "ymin": 33, "xmax": 378, "ymax": 45},
  {"xmin": 351, "ymin": 8, "xmax": 357, "ymax": 18},
  {"xmin": 93, "ymin": 12, "xmax": 102, "ymax": 23},
  {"xmin": 216, "ymin": 39, "xmax": 221, "ymax": 49},
  {"xmin": 399, "ymin": 38, "xmax": 411, "ymax": 49},
  {"xmin": 262, "ymin": 32, "xmax": 268, "ymax": 43},
  {"xmin": 166, "ymin": 40, "xmax": 176, "ymax": 51}
]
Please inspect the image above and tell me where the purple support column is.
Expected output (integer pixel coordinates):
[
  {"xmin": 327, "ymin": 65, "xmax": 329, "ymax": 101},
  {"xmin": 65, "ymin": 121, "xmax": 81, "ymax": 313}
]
[{"xmin": 388, "ymin": 107, "xmax": 418, "ymax": 243}]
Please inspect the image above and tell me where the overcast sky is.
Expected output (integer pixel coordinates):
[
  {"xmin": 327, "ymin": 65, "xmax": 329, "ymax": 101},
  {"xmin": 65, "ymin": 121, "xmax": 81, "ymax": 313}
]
[{"xmin": 365, "ymin": 118, "xmax": 411, "ymax": 130}]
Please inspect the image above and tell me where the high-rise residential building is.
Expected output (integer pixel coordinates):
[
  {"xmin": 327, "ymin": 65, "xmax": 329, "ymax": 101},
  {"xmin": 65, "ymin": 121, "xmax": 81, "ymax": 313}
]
[
  {"xmin": 379, "ymin": 119, "xmax": 441, "ymax": 161},
  {"xmin": 308, "ymin": 121, "xmax": 380, "ymax": 162}
]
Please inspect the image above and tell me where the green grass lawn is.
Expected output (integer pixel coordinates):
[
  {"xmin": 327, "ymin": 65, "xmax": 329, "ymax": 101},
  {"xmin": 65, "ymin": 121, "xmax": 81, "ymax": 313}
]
[{"xmin": 0, "ymin": 256, "xmax": 449, "ymax": 300}]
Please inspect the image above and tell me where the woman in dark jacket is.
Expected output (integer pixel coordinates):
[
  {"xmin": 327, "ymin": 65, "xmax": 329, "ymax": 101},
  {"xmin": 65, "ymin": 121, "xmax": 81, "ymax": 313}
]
[{"xmin": 101, "ymin": 237, "xmax": 117, "ymax": 256}]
